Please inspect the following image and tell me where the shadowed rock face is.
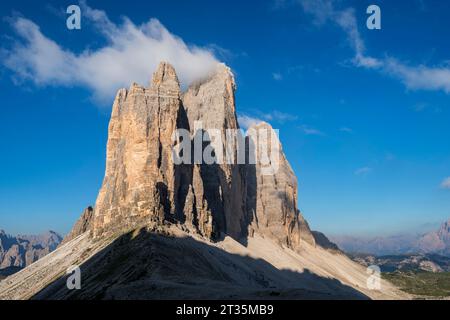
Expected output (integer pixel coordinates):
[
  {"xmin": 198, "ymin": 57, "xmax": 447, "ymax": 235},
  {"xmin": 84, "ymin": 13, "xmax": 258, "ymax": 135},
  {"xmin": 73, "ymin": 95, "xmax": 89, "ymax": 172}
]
[
  {"xmin": 246, "ymin": 122, "xmax": 315, "ymax": 249},
  {"xmin": 312, "ymin": 231, "xmax": 341, "ymax": 252},
  {"xmin": 182, "ymin": 64, "xmax": 249, "ymax": 240}
]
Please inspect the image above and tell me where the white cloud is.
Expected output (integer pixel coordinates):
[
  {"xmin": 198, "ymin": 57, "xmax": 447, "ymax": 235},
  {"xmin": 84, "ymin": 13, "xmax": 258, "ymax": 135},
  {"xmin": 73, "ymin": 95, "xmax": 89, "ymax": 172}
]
[
  {"xmin": 2, "ymin": 4, "xmax": 219, "ymax": 103},
  {"xmin": 441, "ymin": 177, "xmax": 450, "ymax": 189},
  {"xmin": 293, "ymin": 0, "xmax": 450, "ymax": 94},
  {"xmin": 339, "ymin": 126, "xmax": 353, "ymax": 133},
  {"xmin": 354, "ymin": 167, "xmax": 372, "ymax": 176},
  {"xmin": 262, "ymin": 110, "xmax": 298, "ymax": 123},
  {"xmin": 237, "ymin": 115, "xmax": 264, "ymax": 129},
  {"xmin": 383, "ymin": 58, "xmax": 450, "ymax": 93},
  {"xmin": 300, "ymin": 125, "xmax": 325, "ymax": 136},
  {"xmin": 238, "ymin": 110, "xmax": 298, "ymax": 129},
  {"xmin": 272, "ymin": 72, "xmax": 283, "ymax": 81}
]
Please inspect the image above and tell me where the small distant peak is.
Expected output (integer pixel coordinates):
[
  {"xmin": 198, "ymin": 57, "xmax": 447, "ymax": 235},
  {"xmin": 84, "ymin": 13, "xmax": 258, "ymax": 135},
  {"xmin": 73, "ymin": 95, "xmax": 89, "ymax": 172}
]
[
  {"xmin": 46, "ymin": 230, "xmax": 62, "ymax": 237},
  {"xmin": 440, "ymin": 219, "xmax": 450, "ymax": 231},
  {"xmin": 151, "ymin": 61, "xmax": 180, "ymax": 90}
]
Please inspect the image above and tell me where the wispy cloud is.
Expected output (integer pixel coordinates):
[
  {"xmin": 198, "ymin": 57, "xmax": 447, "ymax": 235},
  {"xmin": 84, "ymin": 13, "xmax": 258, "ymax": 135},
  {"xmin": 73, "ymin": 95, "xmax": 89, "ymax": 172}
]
[
  {"xmin": 413, "ymin": 102, "xmax": 428, "ymax": 112},
  {"xmin": 441, "ymin": 177, "xmax": 450, "ymax": 189},
  {"xmin": 272, "ymin": 72, "xmax": 283, "ymax": 81},
  {"xmin": 262, "ymin": 110, "xmax": 298, "ymax": 123},
  {"xmin": 238, "ymin": 110, "xmax": 298, "ymax": 129},
  {"xmin": 385, "ymin": 153, "xmax": 396, "ymax": 161},
  {"xmin": 285, "ymin": 0, "xmax": 450, "ymax": 94},
  {"xmin": 354, "ymin": 167, "xmax": 372, "ymax": 176},
  {"xmin": 383, "ymin": 58, "xmax": 450, "ymax": 94},
  {"xmin": 2, "ymin": 3, "xmax": 219, "ymax": 103},
  {"xmin": 237, "ymin": 115, "xmax": 264, "ymax": 129},
  {"xmin": 412, "ymin": 102, "xmax": 442, "ymax": 113},
  {"xmin": 299, "ymin": 125, "xmax": 325, "ymax": 136},
  {"xmin": 339, "ymin": 126, "xmax": 353, "ymax": 133}
]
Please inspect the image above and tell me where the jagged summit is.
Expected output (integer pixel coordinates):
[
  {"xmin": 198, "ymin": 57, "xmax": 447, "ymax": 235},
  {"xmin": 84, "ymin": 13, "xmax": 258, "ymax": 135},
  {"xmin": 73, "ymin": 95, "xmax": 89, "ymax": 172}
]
[
  {"xmin": 92, "ymin": 62, "xmax": 183, "ymax": 238},
  {"xmin": 80, "ymin": 61, "xmax": 316, "ymax": 251},
  {"xmin": 150, "ymin": 61, "xmax": 180, "ymax": 93}
]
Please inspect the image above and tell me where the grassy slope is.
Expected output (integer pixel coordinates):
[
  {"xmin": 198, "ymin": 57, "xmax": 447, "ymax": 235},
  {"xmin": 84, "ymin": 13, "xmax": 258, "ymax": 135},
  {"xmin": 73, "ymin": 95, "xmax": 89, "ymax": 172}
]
[{"xmin": 383, "ymin": 271, "xmax": 450, "ymax": 297}]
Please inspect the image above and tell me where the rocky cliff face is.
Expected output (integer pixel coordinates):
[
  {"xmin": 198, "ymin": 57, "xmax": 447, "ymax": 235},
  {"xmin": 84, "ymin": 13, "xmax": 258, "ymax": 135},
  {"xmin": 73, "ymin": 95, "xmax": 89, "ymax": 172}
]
[
  {"xmin": 182, "ymin": 64, "xmax": 248, "ymax": 240},
  {"xmin": 0, "ymin": 230, "xmax": 62, "ymax": 270},
  {"xmin": 85, "ymin": 61, "xmax": 315, "ymax": 251},
  {"xmin": 246, "ymin": 122, "xmax": 315, "ymax": 249},
  {"xmin": 60, "ymin": 207, "xmax": 94, "ymax": 245},
  {"xmin": 93, "ymin": 62, "xmax": 185, "ymax": 237}
]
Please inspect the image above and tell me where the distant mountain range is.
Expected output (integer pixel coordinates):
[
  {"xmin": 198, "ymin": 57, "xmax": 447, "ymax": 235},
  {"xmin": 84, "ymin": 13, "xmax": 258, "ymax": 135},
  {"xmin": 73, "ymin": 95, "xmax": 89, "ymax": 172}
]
[
  {"xmin": 330, "ymin": 219, "xmax": 450, "ymax": 257},
  {"xmin": 0, "ymin": 230, "xmax": 62, "ymax": 276},
  {"xmin": 351, "ymin": 253, "xmax": 450, "ymax": 273}
]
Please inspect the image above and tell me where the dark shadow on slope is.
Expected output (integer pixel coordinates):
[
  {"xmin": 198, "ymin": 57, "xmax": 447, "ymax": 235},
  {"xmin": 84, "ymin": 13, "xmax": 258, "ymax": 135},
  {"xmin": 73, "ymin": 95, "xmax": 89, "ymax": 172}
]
[
  {"xmin": 312, "ymin": 231, "xmax": 342, "ymax": 253},
  {"xmin": 31, "ymin": 228, "xmax": 370, "ymax": 300}
]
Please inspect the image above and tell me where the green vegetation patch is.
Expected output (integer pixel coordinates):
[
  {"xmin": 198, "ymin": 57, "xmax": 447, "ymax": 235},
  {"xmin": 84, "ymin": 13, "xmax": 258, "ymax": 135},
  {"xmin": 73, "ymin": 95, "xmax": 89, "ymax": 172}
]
[{"xmin": 383, "ymin": 271, "xmax": 450, "ymax": 297}]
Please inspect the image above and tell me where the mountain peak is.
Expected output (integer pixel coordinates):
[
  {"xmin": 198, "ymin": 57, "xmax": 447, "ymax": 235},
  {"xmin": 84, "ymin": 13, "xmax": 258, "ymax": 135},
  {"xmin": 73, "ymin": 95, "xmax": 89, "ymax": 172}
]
[
  {"xmin": 88, "ymin": 61, "xmax": 316, "ymax": 249},
  {"xmin": 150, "ymin": 61, "xmax": 180, "ymax": 93},
  {"xmin": 437, "ymin": 219, "xmax": 450, "ymax": 239}
]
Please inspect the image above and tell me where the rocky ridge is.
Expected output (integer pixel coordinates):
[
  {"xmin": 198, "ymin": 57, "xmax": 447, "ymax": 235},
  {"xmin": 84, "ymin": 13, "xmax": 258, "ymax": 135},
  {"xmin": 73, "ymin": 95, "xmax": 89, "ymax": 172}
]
[{"xmin": 0, "ymin": 230, "xmax": 62, "ymax": 270}]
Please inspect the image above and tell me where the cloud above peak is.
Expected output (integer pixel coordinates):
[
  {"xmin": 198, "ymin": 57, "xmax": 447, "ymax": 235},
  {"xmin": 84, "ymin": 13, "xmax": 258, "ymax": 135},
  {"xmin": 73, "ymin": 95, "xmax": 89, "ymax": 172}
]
[
  {"xmin": 237, "ymin": 115, "xmax": 264, "ymax": 130},
  {"xmin": 2, "ymin": 5, "xmax": 219, "ymax": 103}
]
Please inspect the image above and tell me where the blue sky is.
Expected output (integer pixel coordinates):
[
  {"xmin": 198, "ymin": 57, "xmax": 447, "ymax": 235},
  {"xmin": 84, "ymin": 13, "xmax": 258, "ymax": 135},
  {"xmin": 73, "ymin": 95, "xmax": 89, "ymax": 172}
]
[{"xmin": 0, "ymin": 0, "xmax": 449, "ymax": 236}]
